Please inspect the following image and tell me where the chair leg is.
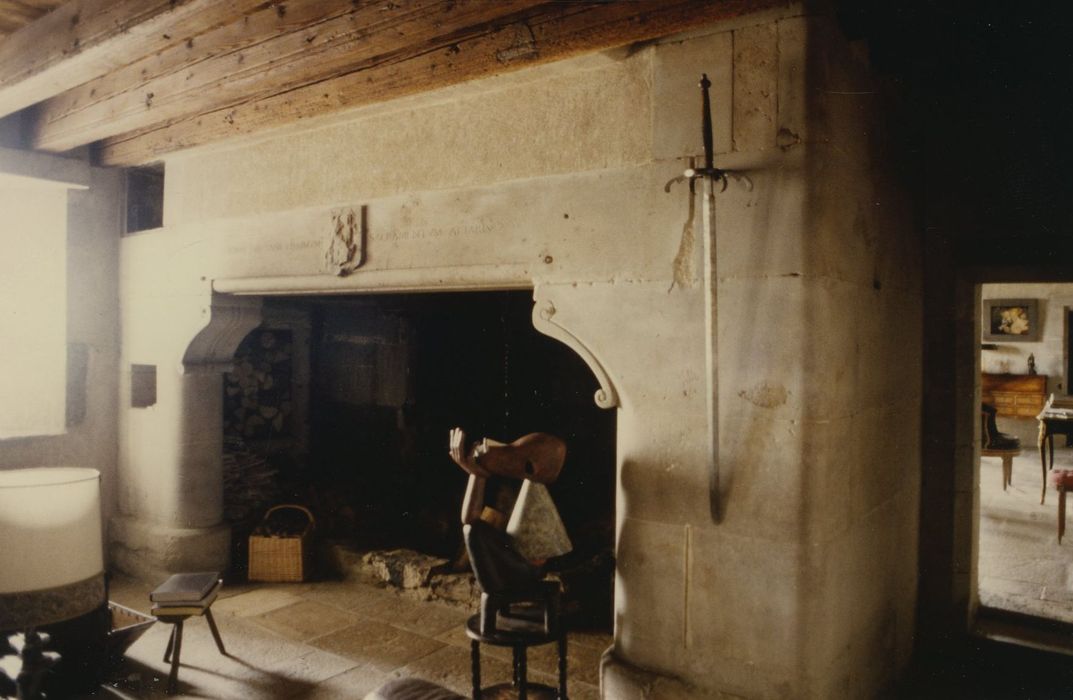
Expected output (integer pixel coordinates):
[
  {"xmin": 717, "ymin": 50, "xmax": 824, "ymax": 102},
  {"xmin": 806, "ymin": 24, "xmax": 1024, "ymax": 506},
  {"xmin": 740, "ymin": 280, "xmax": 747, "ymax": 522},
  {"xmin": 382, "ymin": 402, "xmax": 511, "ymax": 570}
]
[
  {"xmin": 1003, "ymin": 455, "xmax": 1013, "ymax": 489},
  {"xmin": 1060, "ymin": 486, "xmax": 1067, "ymax": 545},
  {"xmin": 205, "ymin": 609, "xmax": 227, "ymax": 655},
  {"xmin": 163, "ymin": 624, "xmax": 175, "ymax": 663},
  {"xmin": 166, "ymin": 620, "xmax": 183, "ymax": 695},
  {"xmin": 470, "ymin": 639, "xmax": 481, "ymax": 700},
  {"xmin": 517, "ymin": 647, "xmax": 527, "ymax": 700},
  {"xmin": 558, "ymin": 629, "xmax": 569, "ymax": 700}
]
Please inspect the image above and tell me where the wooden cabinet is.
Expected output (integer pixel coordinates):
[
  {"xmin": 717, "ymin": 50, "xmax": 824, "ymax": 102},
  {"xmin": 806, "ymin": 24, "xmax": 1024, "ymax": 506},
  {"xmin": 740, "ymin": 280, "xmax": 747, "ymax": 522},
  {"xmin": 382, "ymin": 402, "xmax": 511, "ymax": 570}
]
[{"xmin": 981, "ymin": 373, "xmax": 1048, "ymax": 418}]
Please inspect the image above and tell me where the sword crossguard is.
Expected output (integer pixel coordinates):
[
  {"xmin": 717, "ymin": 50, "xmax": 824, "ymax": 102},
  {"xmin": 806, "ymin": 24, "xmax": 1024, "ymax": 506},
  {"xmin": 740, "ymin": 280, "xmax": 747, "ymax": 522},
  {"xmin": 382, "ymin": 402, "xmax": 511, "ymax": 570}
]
[
  {"xmin": 664, "ymin": 74, "xmax": 732, "ymax": 194},
  {"xmin": 684, "ymin": 167, "xmax": 729, "ymax": 192}
]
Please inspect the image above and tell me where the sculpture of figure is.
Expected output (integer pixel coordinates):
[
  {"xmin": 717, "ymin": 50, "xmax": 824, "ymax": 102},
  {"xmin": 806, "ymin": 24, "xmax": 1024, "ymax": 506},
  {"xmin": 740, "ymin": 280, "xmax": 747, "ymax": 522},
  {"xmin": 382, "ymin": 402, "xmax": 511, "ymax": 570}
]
[
  {"xmin": 448, "ymin": 427, "xmax": 566, "ymax": 526},
  {"xmin": 448, "ymin": 428, "xmax": 566, "ymax": 484},
  {"xmin": 448, "ymin": 428, "xmax": 571, "ymax": 627}
]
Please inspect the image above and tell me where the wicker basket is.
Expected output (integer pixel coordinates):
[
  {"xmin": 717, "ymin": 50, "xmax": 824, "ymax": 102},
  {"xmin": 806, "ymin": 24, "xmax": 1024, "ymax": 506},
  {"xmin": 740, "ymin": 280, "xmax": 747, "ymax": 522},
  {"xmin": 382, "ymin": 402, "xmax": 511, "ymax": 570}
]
[{"xmin": 247, "ymin": 504, "xmax": 315, "ymax": 582}]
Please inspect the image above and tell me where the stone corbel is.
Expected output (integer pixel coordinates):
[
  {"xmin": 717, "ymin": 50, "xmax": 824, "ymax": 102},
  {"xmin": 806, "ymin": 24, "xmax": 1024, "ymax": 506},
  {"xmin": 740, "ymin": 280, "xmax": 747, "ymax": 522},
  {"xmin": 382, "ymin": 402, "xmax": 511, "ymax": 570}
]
[
  {"xmin": 180, "ymin": 295, "xmax": 263, "ymax": 374},
  {"xmin": 531, "ymin": 298, "xmax": 619, "ymax": 409}
]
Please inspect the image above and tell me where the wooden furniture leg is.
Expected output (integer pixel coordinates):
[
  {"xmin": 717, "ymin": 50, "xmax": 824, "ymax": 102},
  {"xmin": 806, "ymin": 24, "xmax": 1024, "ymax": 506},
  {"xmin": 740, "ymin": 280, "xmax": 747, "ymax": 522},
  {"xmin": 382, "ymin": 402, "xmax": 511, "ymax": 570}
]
[
  {"xmin": 1002, "ymin": 454, "xmax": 1012, "ymax": 490},
  {"xmin": 1060, "ymin": 485, "xmax": 1067, "ymax": 545},
  {"xmin": 205, "ymin": 609, "xmax": 227, "ymax": 655},
  {"xmin": 167, "ymin": 620, "xmax": 183, "ymax": 694},
  {"xmin": 1040, "ymin": 420, "xmax": 1049, "ymax": 504},
  {"xmin": 470, "ymin": 639, "xmax": 481, "ymax": 700},
  {"xmin": 517, "ymin": 647, "xmax": 527, "ymax": 700},
  {"xmin": 558, "ymin": 630, "xmax": 569, "ymax": 700},
  {"xmin": 163, "ymin": 625, "xmax": 175, "ymax": 663}
]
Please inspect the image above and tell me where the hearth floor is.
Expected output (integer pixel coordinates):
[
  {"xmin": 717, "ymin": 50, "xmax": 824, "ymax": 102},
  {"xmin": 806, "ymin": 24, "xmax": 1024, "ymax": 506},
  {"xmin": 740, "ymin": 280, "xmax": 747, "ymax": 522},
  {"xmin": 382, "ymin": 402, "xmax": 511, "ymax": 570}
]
[{"xmin": 86, "ymin": 576, "xmax": 608, "ymax": 699}]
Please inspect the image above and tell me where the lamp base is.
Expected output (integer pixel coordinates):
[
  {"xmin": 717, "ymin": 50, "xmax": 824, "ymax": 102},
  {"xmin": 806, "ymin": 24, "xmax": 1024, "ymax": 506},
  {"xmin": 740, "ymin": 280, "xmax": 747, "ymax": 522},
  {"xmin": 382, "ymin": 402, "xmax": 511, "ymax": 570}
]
[
  {"xmin": 39, "ymin": 602, "xmax": 112, "ymax": 697},
  {"xmin": 0, "ymin": 572, "xmax": 106, "ymax": 632}
]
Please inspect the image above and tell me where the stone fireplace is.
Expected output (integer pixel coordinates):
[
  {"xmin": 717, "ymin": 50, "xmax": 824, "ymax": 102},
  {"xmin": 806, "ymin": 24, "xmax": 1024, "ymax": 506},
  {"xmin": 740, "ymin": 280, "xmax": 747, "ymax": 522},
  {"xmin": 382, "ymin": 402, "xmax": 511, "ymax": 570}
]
[
  {"xmin": 219, "ymin": 291, "xmax": 616, "ymax": 601},
  {"xmin": 109, "ymin": 6, "xmax": 922, "ymax": 698}
]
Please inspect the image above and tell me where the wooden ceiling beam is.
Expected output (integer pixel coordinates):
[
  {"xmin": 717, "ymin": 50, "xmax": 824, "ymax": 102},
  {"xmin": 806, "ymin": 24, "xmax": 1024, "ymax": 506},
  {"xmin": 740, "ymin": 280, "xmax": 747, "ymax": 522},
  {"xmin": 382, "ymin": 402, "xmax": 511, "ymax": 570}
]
[
  {"xmin": 99, "ymin": 0, "xmax": 779, "ymax": 166},
  {"xmin": 31, "ymin": 0, "xmax": 550, "ymax": 153},
  {"xmin": 0, "ymin": 0, "xmax": 266, "ymax": 119}
]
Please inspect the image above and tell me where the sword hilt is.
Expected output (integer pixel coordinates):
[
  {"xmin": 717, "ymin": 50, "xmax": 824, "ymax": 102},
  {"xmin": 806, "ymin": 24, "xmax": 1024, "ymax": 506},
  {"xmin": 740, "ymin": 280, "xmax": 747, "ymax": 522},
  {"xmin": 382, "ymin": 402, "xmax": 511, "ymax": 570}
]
[
  {"xmin": 700, "ymin": 73, "xmax": 714, "ymax": 172},
  {"xmin": 683, "ymin": 74, "xmax": 727, "ymax": 190}
]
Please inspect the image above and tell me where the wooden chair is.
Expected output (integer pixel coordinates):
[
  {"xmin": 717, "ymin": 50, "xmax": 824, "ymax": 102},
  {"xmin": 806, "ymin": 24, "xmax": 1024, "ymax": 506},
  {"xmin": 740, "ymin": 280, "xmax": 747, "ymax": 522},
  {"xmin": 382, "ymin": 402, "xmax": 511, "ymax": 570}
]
[{"xmin": 981, "ymin": 408, "xmax": 1022, "ymax": 491}]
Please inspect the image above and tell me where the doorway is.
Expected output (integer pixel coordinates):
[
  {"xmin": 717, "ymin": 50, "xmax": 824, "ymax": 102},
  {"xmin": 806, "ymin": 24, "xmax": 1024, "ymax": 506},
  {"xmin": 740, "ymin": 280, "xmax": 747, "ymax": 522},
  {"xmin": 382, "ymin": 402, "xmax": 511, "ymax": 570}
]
[{"xmin": 975, "ymin": 282, "xmax": 1073, "ymax": 647}]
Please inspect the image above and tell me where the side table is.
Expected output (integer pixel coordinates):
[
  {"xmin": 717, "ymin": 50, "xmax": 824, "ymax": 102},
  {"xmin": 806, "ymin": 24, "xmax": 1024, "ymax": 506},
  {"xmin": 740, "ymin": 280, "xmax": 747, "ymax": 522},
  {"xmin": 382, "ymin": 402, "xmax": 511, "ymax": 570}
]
[
  {"xmin": 465, "ymin": 613, "xmax": 567, "ymax": 700},
  {"xmin": 1038, "ymin": 411, "xmax": 1073, "ymax": 504}
]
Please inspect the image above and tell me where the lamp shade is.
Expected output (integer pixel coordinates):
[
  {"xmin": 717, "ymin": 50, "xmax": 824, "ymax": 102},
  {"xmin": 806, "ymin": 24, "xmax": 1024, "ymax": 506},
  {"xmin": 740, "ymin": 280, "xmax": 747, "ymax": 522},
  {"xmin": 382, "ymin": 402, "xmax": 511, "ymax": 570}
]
[{"xmin": 0, "ymin": 467, "xmax": 105, "ymax": 630}]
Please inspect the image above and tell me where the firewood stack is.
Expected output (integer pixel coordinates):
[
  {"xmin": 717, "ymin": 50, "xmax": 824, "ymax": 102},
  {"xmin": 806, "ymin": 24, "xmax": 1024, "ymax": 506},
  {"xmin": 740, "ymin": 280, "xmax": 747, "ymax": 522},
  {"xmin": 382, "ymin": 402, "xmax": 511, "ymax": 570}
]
[{"xmin": 222, "ymin": 436, "xmax": 279, "ymax": 524}]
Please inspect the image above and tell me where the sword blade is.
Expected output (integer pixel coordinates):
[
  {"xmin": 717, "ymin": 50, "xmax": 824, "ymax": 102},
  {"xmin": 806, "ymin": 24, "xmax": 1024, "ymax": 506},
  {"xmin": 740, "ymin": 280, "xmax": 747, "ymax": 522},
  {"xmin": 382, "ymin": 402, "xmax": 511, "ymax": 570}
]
[{"xmin": 702, "ymin": 177, "xmax": 719, "ymax": 522}]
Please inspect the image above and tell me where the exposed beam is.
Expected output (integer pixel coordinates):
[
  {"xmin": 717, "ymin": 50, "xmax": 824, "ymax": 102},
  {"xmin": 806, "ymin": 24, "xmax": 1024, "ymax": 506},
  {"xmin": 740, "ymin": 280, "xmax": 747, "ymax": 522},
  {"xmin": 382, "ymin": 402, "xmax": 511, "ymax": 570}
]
[
  {"xmin": 0, "ymin": 0, "xmax": 266, "ymax": 119},
  {"xmin": 99, "ymin": 0, "xmax": 782, "ymax": 166},
  {"xmin": 31, "ymin": 0, "xmax": 549, "ymax": 153},
  {"xmin": 0, "ymin": 1, "xmax": 63, "ymax": 37}
]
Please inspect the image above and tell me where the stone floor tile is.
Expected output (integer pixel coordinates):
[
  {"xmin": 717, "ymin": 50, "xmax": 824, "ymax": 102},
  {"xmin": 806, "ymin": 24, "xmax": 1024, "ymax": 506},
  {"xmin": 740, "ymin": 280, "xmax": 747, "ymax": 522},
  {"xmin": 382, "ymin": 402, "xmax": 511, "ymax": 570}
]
[
  {"xmin": 301, "ymin": 579, "xmax": 401, "ymax": 613},
  {"xmin": 213, "ymin": 587, "xmax": 306, "ymax": 618},
  {"xmin": 566, "ymin": 628, "xmax": 614, "ymax": 652},
  {"xmin": 360, "ymin": 595, "xmax": 469, "ymax": 637},
  {"xmin": 286, "ymin": 664, "xmax": 391, "ymax": 699},
  {"xmin": 253, "ymin": 600, "xmax": 362, "ymax": 642},
  {"xmin": 391, "ymin": 642, "xmax": 514, "ymax": 697},
  {"xmin": 529, "ymin": 667, "xmax": 601, "ymax": 700},
  {"xmin": 527, "ymin": 635, "xmax": 604, "ymax": 686},
  {"xmin": 309, "ymin": 620, "xmax": 446, "ymax": 672},
  {"xmin": 435, "ymin": 623, "xmax": 513, "ymax": 664}
]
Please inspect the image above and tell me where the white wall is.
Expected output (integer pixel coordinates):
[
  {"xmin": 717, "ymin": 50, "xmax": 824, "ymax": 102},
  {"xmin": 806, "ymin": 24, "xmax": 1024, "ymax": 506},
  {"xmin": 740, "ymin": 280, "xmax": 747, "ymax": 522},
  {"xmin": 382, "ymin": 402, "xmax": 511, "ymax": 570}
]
[
  {"xmin": 981, "ymin": 282, "xmax": 1073, "ymax": 394},
  {"xmin": 0, "ymin": 158, "xmax": 123, "ymax": 537}
]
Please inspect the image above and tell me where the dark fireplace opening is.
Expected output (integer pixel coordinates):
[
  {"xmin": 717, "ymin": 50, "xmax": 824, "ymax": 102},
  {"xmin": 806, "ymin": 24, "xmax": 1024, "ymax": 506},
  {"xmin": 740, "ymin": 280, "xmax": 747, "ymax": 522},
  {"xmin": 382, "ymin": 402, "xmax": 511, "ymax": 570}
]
[{"xmin": 223, "ymin": 290, "xmax": 616, "ymax": 625}]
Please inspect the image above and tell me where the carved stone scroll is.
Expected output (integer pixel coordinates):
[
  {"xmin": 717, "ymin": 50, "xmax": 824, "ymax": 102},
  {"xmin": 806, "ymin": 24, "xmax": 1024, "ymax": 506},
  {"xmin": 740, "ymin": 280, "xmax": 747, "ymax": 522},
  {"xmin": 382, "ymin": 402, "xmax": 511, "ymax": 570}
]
[
  {"xmin": 531, "ymin": 298, "xmax": 619, "ymax": 409},
  {"xmin": 181, "ymin": 295, "xmax": 263, "ymax": 374},
  {"xmin": 324, "ymin": 205, "xmax": 366, "ymax": 276}
]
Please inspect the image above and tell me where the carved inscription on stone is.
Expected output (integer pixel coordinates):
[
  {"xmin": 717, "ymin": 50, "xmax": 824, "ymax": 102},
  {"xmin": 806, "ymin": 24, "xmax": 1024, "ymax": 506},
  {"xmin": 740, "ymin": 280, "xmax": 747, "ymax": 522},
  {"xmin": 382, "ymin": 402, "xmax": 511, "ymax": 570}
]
[
  {"xmin": 370, "ymin": 221, "xmax": 494, "ymax": 243},
  {"xmin": 324, "ymin": 206, "xmax": 366, "ymax": 276}
]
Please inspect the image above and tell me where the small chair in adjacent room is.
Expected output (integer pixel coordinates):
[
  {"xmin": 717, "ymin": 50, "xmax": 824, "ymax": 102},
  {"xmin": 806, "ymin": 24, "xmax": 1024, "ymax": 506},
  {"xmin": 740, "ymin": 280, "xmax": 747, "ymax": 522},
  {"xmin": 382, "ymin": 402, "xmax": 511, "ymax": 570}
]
[
  {"xmin": 148, "ymin": 572, "xmax": 227, "ymax": 694},
  {"xmin": 981, "ymin": 404, "xmax": 1022, "ymax": 492},
  {"xmin": 1049, "ymin": 469, "xmax": 1073, "ymax": 543}
]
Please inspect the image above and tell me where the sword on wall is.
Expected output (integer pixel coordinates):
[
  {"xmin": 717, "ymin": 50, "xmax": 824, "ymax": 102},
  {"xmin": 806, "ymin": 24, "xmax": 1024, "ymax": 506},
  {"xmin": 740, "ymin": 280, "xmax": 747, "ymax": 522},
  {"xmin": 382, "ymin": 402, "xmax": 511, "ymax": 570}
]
[{"xmin": 667, "ymin": 74, "xmax": 729, "ymax": 523}]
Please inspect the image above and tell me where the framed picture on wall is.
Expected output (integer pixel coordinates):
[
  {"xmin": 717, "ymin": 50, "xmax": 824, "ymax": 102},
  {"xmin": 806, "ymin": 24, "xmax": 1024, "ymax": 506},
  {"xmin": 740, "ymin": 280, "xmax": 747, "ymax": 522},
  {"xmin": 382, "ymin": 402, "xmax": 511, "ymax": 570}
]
[{"xmin": 983, "ymin": 298, "xmax": 1040, "ymax": 342}]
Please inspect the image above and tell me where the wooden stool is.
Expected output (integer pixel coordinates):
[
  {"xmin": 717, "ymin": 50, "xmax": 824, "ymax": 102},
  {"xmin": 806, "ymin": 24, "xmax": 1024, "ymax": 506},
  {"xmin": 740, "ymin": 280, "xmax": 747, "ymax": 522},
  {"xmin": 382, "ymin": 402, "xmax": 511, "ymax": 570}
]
[
  {"xmin": 465, "ymin": 612, "xmax": 567, "ymax": 700},
  {"xmin": 149, "ymin": 573, "xmax": 226, "ymax": 694},
  {"xmin": 982, "ymin": 447, "xmax": 1021, "ymax": 491}
]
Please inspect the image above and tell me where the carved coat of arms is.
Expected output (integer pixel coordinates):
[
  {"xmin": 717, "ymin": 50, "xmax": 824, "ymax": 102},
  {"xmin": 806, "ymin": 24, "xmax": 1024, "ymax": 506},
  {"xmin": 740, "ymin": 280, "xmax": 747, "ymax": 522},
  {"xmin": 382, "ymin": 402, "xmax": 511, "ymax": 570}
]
[{"xmin": 324, "ymin": 206, "xmax": 365, "ymax": 276}]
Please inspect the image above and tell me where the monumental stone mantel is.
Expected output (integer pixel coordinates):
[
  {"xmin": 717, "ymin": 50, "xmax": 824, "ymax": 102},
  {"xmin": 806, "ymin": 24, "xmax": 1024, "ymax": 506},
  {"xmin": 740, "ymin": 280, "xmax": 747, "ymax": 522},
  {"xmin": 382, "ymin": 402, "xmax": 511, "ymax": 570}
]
[{"xmin": 112, "ymin": 9, "xmax": 923, "ymax": 698}]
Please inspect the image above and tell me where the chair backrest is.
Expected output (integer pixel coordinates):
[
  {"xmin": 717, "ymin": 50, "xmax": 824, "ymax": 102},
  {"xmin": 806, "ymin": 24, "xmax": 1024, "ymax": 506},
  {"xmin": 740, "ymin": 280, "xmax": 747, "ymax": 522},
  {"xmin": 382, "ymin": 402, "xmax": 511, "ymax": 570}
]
[{"xmin": 980, "ymin": 408, "xmax": 992, "ymax": 448}]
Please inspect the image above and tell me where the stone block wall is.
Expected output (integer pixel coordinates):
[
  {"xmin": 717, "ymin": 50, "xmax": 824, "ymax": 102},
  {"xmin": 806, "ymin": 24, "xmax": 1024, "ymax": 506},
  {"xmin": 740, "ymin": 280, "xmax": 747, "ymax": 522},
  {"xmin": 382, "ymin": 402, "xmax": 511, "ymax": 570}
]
[{"xmin": 115, "ymin": 4, "xmax": 921, "ymax": 697}]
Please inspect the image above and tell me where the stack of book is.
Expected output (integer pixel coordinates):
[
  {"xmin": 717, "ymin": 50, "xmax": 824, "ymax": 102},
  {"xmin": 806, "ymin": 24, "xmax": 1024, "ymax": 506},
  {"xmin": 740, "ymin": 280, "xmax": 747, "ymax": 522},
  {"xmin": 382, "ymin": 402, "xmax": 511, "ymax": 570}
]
[{"xmin": 149, "ymin": 572, "xmax": 221, "ymax": 616}]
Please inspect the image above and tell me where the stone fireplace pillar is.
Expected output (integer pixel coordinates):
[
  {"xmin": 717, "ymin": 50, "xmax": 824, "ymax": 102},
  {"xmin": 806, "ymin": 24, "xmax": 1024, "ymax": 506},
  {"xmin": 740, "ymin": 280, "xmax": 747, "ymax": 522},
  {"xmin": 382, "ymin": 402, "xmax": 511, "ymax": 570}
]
[{"xmin": 111, "ymin": 294, "xmax": 262, "ymax": 579}]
